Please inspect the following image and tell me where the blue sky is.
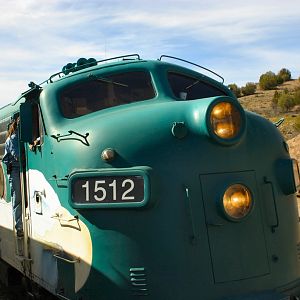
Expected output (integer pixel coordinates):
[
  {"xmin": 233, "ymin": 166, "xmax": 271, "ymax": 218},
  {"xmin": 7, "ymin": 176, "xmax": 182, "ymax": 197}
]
[{"xmin": 1, "ymin": 0, "xmax": 300, "ymax": 107}]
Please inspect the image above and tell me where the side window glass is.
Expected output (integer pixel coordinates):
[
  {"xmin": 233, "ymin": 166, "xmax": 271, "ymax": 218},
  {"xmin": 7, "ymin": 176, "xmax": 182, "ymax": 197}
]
[{"xmin": 168, "ymin": 72, "xmax": 226, "ymax": 100}]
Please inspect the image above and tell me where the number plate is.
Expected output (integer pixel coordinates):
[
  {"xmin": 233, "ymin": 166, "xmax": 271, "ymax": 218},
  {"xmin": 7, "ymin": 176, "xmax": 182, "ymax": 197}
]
[{"xmin": 71, "ymin": 175, "xmax": 144, "ymax": 204}]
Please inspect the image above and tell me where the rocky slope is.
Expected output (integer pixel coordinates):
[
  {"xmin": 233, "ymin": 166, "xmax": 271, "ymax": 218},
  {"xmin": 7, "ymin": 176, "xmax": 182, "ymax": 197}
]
[
  {"xmin": 238, "ymin": 80, "xmax": 299, "ymax": 194},
  {"xmin": 288, "ymin": 134, "xmax": 300, "ymax": 163},
  {"xmin": 238, "ymin": 80, "xmax": 300, "ymax": 140}
]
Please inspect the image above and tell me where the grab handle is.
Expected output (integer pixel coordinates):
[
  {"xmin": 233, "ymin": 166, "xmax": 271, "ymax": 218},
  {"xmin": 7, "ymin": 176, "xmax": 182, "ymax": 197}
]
[
  {"xmin": 264, "ymin": 177, "xmax": 279, "ymax": 232},
  {"xmin": 53, "ymin": 253, "xmax": 80, "ymax": 264}
]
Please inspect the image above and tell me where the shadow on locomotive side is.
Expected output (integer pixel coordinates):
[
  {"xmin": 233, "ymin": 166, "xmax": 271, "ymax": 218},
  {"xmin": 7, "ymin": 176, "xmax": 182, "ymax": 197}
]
[{"xmin": 0, "ymin": 54, "xmax": 300, "ymax": 300}]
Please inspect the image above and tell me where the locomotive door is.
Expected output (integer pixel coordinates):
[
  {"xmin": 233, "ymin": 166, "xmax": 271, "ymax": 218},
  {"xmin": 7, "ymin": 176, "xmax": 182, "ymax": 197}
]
[
  {"xmin": 20, "ymin": 101, "xmax": 60, "ymax": 291},
  {"xmin": 19, "ymin": 101, "xmax": 43, "ymax": 258},
  {"xmin": 200, "ymin": 171, "xmax": 269, "ymax": 283}
]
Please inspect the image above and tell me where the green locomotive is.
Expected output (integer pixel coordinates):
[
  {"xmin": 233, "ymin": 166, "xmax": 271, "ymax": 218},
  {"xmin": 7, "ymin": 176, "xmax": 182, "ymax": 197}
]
[{"xmin": 0, "ymin": 54, "xmax": 299, "ymax": 299}]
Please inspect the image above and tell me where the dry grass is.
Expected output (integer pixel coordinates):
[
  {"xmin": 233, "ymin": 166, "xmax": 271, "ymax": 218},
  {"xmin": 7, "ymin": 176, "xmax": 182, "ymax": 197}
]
[{"xmin": 238, "ymin": 79, "xmax": 300, "ymax": 140}]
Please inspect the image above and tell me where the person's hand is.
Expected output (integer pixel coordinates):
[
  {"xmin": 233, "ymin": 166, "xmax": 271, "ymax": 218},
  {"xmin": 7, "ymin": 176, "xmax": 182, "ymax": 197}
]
[
  {"xmin": 29, "ymin": 138, "xmax": 40, "ymax": 151},
  {"xmin": 29, "ymin": 143, "xmax": 36, "ymax": 151}
]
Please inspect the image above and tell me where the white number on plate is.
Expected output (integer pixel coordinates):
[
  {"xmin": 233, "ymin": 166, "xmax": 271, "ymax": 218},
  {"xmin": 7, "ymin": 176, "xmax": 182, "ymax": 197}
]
[
  {"xmin": 121, "ymin": 179, "xmax": 135, "ymax": 200},
  {"xmin": 81, "ymin": 179, "xmax": 136, "ymax": 202},
  {"xmin": 94, "ymin": 180, "xmax": 106, "ymax": 201}
]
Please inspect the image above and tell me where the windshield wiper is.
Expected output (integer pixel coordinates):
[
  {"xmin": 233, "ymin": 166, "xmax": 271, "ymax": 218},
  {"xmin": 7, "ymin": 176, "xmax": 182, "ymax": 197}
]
[
  {"xmin": 185, "ymin": 80, "xmax": 200, "ymax": 90},
  {"xmin": 88, "ymin": 74, "xmax": 128, "ymax": 88}
]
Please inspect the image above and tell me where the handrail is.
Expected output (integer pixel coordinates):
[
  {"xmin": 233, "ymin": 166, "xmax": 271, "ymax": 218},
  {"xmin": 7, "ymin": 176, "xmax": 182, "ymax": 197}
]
[
  {"xmin": 158, "ymin": 55, "xmax": 224, "ymax": 83},
  {"xmin": 48, "ymin": 54, "xmax": 141, "ymax": 83},
  {"xmin": 274, "ymin": 118, "xmax": 285, "ymax": 128},
  {"xmin": 41, "ymin": 239, "xmax": 80, "ymax": 264},
  {"xmin": 53, "ymin": 253, "xmax": 80, "ymax": 264}
]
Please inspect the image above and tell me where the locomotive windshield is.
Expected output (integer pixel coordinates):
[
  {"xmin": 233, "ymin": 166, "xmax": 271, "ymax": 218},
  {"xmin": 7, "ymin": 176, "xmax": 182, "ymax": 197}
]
[
  {"xmin": 59, "ymin": 71, "xmax": 155, "ymax": 118},
  {"xmin": 168, "ymin": 72, "xmax": 226, "ymax": 100}
]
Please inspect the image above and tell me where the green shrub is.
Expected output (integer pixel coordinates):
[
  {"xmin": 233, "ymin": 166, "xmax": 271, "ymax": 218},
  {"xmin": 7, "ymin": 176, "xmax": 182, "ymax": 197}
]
[
  {"xmin": 259, "ymin": 71, "xmax": 278, "ymax": 90},
  {"xmin": 241, "ymin": 82, "xmax": 256, "ymax": 96},
  {"xmin": 283, "ymin": 88, "xmax": 289, "ymax": 94},
  {"xmin": 278, "ymin": 93, "xmax": 295, "ymax": 112},
  {"xmin": 294, "ymin": 87, "xmax": 300, "ymax": 105},
  {"xmin": 276, "ymin": 76, "xmax": 284, "ymax": 85},
  {"xmin": 277, "ymin": 68, "xmax": 292, "ymax": 83},
  {"xmin": 228, "ymin": 83, "xmax": 241, "ymax": 98},
  {"xmin": 272, "ymin": 90, "xmax": 280, "ymax": 106}
]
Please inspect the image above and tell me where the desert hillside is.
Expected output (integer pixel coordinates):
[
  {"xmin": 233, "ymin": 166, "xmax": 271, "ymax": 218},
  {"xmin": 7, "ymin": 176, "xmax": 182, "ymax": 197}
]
[
  {"xmin": 238, "ymin": 80, "xmax": 300, "ymax": 164},
  {"xmin": 288, "ymin": 135, "xmax": 300, "ymax": 163}
]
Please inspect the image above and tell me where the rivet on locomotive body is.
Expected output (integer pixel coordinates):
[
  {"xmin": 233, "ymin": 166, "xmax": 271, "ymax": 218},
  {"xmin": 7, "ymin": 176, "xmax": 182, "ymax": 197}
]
[{"xmin": 101, "ymin": 148, "xmax": 116, "ymax": 162}]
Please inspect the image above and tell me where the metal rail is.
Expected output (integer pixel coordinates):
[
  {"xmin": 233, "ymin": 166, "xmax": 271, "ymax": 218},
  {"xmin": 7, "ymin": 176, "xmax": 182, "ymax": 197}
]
[
  {"xmin": 48, "ymin": 54, "xmax": 141, "ymax": 83},
  {"xmin": 158, "ymin": 55, "xmax": 224, "ymax": 83}
]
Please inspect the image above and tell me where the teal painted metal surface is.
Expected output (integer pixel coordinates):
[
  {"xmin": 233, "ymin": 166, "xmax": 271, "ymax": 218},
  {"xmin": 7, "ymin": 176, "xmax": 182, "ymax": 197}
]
[{"xmin": 0, "ymin": 55, "xmax": 299, "ymax": 300}]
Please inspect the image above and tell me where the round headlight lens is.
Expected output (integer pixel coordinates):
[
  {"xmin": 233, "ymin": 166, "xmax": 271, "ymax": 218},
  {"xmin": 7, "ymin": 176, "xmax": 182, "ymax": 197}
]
[
  {"xmin": 210, "ymin": 102, "xmax": 242, "ymax": 139},
  {"xmin": 223, "ymin": 184, "xmax": 252, "ymax": 219}
]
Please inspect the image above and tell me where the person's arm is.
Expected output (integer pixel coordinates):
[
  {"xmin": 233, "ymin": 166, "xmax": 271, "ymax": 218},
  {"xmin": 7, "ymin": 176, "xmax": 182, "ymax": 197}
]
[
  {"xmin": 2, "ymin": 140, "xmax": 10, "ymax": 166},
  {"xmin": 10, "ymin": 135, "xmax": 19, "ymax": 161}
]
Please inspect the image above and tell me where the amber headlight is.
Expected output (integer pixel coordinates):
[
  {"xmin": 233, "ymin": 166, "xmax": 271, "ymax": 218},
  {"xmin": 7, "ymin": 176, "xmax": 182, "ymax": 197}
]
[
  {"xmin": 223, "ymin": 184, "xmax": 253, "ymax": 220},
  {"xmin": 209, "ymin": 101, "xmax": 243, "ymax": 141}
]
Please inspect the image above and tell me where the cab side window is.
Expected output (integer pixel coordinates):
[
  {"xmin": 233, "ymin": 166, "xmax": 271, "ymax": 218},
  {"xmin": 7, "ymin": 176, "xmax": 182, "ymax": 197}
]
[{"xmin": 168, "ymin": 72, "xmax": 226, "ymax": 100}]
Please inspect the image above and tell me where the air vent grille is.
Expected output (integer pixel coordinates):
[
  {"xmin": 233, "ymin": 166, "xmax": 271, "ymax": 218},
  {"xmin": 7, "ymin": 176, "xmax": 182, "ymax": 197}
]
[{"xmin": 129, "ymin": 267, "xmax": 148, "ymax": 296}]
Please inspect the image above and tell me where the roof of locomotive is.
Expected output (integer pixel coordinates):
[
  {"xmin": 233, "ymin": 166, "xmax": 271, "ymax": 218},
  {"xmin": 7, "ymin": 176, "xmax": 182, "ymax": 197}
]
[
  {"xmin": 45, "ymin": 54, "xmax": 225, "ymax": 87},
  {"xmin": 0, "ymin": 54, "xmax": 231, "ymax": 115}
]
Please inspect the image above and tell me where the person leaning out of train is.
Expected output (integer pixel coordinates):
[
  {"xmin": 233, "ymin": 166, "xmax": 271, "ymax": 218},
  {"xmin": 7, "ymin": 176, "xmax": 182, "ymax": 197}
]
[{"xmin": 2, "ymin": 117, "xmax": 23, "ymax": 237}]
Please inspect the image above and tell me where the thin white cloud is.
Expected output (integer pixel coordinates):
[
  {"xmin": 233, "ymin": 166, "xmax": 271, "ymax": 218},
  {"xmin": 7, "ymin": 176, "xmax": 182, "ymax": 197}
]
[
  {"xmin": 0, "ymin": 0, "xmax": 299, "ymax": 105},
  {"xmin": 108, "ymin": 2, "xmax": 300, "ymax": 45}
]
